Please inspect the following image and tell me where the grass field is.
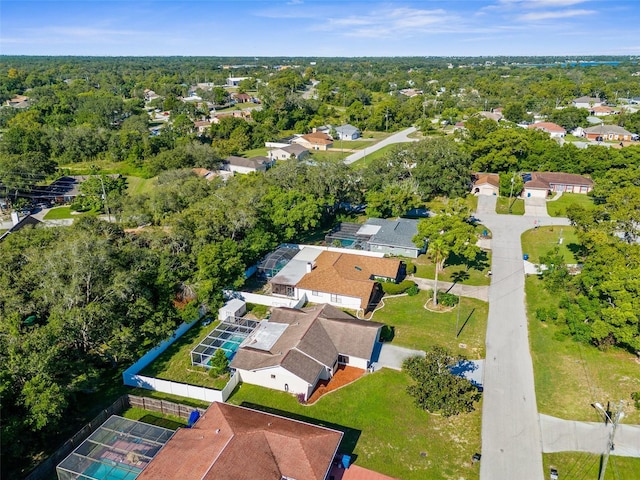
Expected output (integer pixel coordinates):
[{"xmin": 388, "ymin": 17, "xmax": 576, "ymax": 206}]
[
  {"xmin": 59, "ymin": 160, "xmax": 150, "ymax": 177},
  {"xmin": 228, "ymin": 368, "xmax": 482, "ymax": 480},
  {"xmin": 240, "ymin": 146, "xmax": 270, "ymax": 157},
  {"xmin": 43, "ymin": 206, "xmax": 75, "ymax": 220},
  {"xmin": 521, "ymin": 226, "xmax": 581, "ymax": 264},
  {"xmin": 121, "ymin": 407, "xmax": 186, "ymax": 430},
  {"xmin": 372, "ymin": 290, "xmax": 488, "ymax": 358},
  {"xmin": 413, "ymin": 250, "xmax": 492, "ymax": 287},
  {"xmin": 495, "ymin": 196, "xmax": 525, "ymax": 215},
  {"xmin": 547, "ymin": 192, "xmax": 596, "ymax": 217},
  {"xmin": 543, "ymin": 452, "xmax": 640, "ymax": 480},
  {"xmin": 139, "ymin": 319, "xmax": 231, "ymax": 390},
  {"xmin": 525, "ymin": 276, "xmax": 640, "ymax": 424},
  {"xmin": 126, "ymin": 176, "xmax": 157, "ymax": 196},
  {"xmin": 348, "ymin": 144, "xmax": 397, "ymax": 169}
]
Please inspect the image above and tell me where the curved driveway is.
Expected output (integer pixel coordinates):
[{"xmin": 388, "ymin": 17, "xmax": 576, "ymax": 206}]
[
  {"xmin": 344, "ymin": 127, "xmax": 418, "ymax": 164},
  {"xmin": 475, "ymin": 195, "xmax": 569, "ymax": 480}
]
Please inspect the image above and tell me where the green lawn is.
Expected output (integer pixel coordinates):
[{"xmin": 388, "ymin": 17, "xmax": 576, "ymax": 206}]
[
  {"xmin": 122, "ymin": 407, "xmax": 187, "ymax": 430},
  {"xmin": 43, "ymin": 206, "xmax": 75, "ymax": 220},
  {"xmin": 525, "ymin": 276, "xmax": 640, "ymax": 423},
  {"xmin": 495, "ymin": 196, "xmax": 525, "ymax": 215},
  {"xmin": 228, "ymin": 369, "xmax": 482, "ymax": 480},
  {"xmin": 373, "ymin": 290, "xmax": 488, "ymax": 358},
  {"xmin": 240, "ymin": 146, "xmax": 270, "ymax": 157},
  {"xmin": 308, "ymin": 150, "xmax": 349, "ymax": 162},
  {"xmin": 521, "ymin": 226, "xmax": 581, "ymax": 264},
  {"xmin": 59, "ymin": 160, "xmax": 150, "ymax": 177},
  {"xmin": 139, "ymin": 319, "xmax": 231, "ymax": 390},
  {"xmin": 126, "ymin": 176, "xmax": 157, "ymax": 196},
  {"xmin": 348, "ymin": 144, "xmax": 397, "ymax": 169},
  {"xmin": 413, "ymin": 250, "xmax": 492, "ymax": 287},
  {"xmin": 544, "ymin": 452, "xmax": 640, "ymax": 480},
  {"xmin": 547, "ymin": 192, "xmax": 596, "ymax": 217}
]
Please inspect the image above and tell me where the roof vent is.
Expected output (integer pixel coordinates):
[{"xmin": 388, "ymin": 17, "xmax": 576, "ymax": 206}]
[
  {"xmin": 215, "ymin": 428, "xmax": 220, "ymax": 434},
  {"xmin": 354, "ymin": 266, "xmax": 362, "ymax": 271}
]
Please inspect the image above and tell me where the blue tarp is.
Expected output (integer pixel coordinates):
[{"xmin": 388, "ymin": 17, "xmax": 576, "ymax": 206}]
[
  {"xmin": 341, "ymin": 454, "xmax": 351, "ymax": 469},
  {"xmin": 187, "ymin": 410, "xmax": 200, "ymax": 428}
]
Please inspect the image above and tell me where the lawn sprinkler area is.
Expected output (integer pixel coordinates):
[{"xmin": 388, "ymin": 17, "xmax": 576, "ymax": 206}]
[{"xmin": 190, "ymin": 318, "xmax": 259, "ymax": 367}]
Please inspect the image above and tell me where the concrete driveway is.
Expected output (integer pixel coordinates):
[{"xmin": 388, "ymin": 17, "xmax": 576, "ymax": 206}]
[
  {"xmin": 524, "ymin": 196, "xmax": 549, "ymax": 217},
  {"xmin": 344, "ymin": 127, "xmax": 418, "ymax": 165},
  {"xmin": 372, "ymin": 344, "xmax": 424, "ymax": 371}
]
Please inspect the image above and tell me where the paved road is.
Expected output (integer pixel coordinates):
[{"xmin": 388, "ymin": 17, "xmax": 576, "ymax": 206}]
[
  {"xmin": 343, "ymin": 127, "xmax": 418, "ymax": 164},
  {"xmin": 475, "ymin": 195, "xmax": 569, "ymax": 480}
]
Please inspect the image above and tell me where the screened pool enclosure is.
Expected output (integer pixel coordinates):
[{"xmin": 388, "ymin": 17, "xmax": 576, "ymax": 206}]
[
  {"xmin": 56, "ymin": 416, "xmax": 174, "ymax": 480},
  {"xmin": 190, "ymin": 318, "xmax": 259, "ymax": 368}
]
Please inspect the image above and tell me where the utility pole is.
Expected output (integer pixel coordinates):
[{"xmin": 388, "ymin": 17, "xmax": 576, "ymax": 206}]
[
  {"xmin": 593, "ymin": 401, "xmax": 625, "ymax": 480},
  {"xmin": 99, "ymin": 176, "xmax": 112, "ymax": 223},
  {"xmin": 455, "ymin": 296, "xmax": 461, "ymax": 338},
  {"xmin": 508, "ymin": 172, "xmax": 516, "ymax": 214}
]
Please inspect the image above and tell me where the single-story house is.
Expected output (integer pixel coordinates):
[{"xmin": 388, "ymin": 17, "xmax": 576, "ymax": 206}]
[
  {"xmin": 478, "ymin": 111, "xmax": 503, "ymax": 122},
  {"xmin": 292, "ymin": 132, "xmax": 334, "ymax": 151},
  {"xmin": 528, "ymin": 122, "xmax": 566, "ymax": 138},
  {"xmin": 590, "ymin": 105, "xmax": 617, "ymax": 117},
  {"xmin": 399, "ymin": 88, "xmax": 423, "ymax": 97},
  {"xmin": 582, "ymin": 125, "xmax": 635, "ymax": 142},
  {"xmin": 194, "ymin": 120, "xmax": 211, "ymax": 134},
  {"xmin": 223, "ymin": 155, "xmax": 270, "ymax": 174},
  {"xmin": 472, "ymin": 173, "xmax": 500, "ymax": 196},
  {"xmin": 522, "ymin": 172, "xmax": 594, "ymax": 198},
  {"xmin": 144, "ymin": 89, "xmax": 161, "ymax": 102},
  {"xmin": 192, "ymin": 168, "xmax": 218, "ymax": 181},
  {"xmin": 6, "ymin": 94, "xmax": 30, "ymax": 108},
  {"xmin": 226, "ymin": 76, "xmax": 249, "ymax": 87},
  {"xmin": 270, "ymin": 247, "xmax": 403, "ymax": 312},
  {"xmin": 137, "ymin": 401, "xmax": 343, "ymax": 480},
  {"xmin": 231, "ymin": 304, "xmax": 383, "ymax": 400},
  {"xmin": 231, "ymin": 92, "xmax": 252, "ymax": 103},
  {"xmin": 268, "ymin": 143, "xmax": 309, "ymax": 161},
  {"xmin": 325, "ymin": 218, "xmax": 424, "ymax": 258},
  {"xmin": 334, "ymin": 124, "xmax": 361, "ymax": 141},
  {"xmin": 573, "ymin": 96, "xmax": 604, "ymax": 109}
]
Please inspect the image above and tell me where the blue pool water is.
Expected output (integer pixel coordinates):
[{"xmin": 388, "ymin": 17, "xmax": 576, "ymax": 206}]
[{"xmin": 83, "ymin": 462, "xmax": 141, "ymax": 480}]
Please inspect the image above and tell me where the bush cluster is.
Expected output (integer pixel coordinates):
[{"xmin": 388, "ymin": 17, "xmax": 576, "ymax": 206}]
[
  {"xmin": 381, "ymin": 279, "xmax": 418, "ymax": 295},
  {"xmin": 437, "ymin": 291, "xmax": 459, "ymax": 307}
]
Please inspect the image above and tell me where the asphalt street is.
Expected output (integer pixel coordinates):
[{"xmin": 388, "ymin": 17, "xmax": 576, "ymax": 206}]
[
  {"xmin": 343, "ymin": 127, "xmax": 418, "ymax": 164},
  {"xmin": 476, "ymin": 195, "xmax": 569, "ymax": 480}
]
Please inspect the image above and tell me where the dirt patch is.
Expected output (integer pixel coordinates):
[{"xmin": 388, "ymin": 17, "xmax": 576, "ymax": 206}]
[{"xmin": 307, "ymin": 365, "xmax": 365, "ymax": 404}]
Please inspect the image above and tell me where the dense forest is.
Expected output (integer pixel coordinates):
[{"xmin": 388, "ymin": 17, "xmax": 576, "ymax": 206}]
[{"xmin": 1, "ymin": 56, "xmax": 640, "ymax": 477}]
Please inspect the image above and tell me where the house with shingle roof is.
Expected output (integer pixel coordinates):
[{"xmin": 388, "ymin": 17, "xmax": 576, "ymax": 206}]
[
  {"xmin": 268, "ymin": 143, "xmax": 310, "ymax": 161},
  {"xmin": 137, "ymin": 401, "xmax": 343, "ymax": 480},
  {"xmin": 583, "ymin": 125, "xmax": 635, "ymax": 142},
  {"xmin": 334, "ymin": 124, "xmax": 361, "ymax": 140},
  {"xmin": 528, "ymin": 122, "xmax": 566, "ymax": 138},
  {"xmin": 270, "ymin": 247, "xmax": 403, "ymax": 312},
  {"xmin": 231, "ymin": 304, "xmax": 383, "ymax": 400},
  {"xmin": 472, "ymin": 173, "xmax": 500, "ymax": 196},
  {"xmin": 292, "ymin": 132, "xmax": 334, "ymax": 151},
  {"xmin": 572, "ymin": 96, "xmax": 604, "ymax": 109},
  {"xmin": 223, "ymin": 155, "xmax": 271, "ymax": 174},
  {"xmin": 522, "ymin": 172, "xmax": 594, "ymax": 198}
]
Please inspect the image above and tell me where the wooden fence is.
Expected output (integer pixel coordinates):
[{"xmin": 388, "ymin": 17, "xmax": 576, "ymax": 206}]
[{"xmin": 23, "ymin": 394, "xmax": 207, "ymax": 480}]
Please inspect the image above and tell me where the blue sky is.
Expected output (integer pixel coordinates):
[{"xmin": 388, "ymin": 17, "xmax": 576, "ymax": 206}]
[{"xmin": 1, "ymin": 0, "xmax": 639, "ymax": 56}]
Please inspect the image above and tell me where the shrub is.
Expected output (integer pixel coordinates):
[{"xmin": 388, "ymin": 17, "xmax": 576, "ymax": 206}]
[
  {"xmin": 208, "ymin": 349, "xmax": 229, "ymax": 377},
  {"xmin": 405, "ymin": 262, "xmax": 416, "ymax": 275},
  {"xmin": 535, "ymin": 307, "xmax": 558, "ymax": 323},
  {"xmin": 381, "ymin": 279, "xmax": 417, "ymax": 295},
  {"xmin": 631, "ymin": 391, "xmax": 640, "ymax": 410},
  {"xmin": 407, "ymin": 284, "xmax": 420, "ymax": 296},
  {"xmin": 437, "ymin": 291, "xmax": 459, "ymax": 307},
  {"xmin": 380, "ymin": 325, "xmax": 395, "ymax": 342}
]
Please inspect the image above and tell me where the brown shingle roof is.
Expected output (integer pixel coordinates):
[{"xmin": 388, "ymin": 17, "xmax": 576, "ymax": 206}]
[
  {"xmin": 529, "ymin": 122, "xmax": 566, "ymax": 133},
  {"xmin": 138, "ymin": 402, "xmax": 342, "ymax": 480},
  {"xmin": 296, "ymin": 251, "xmax": 401, "ymax": 309},
  {"xmin": 231, "ymin": 304, "xmax": 381, "ymax": 381},
  {"xmin": 301, "ymin": 132, "xmax": 333, "ymax": 145},
  {"xmin": 525, "ymin": 172, "xmax": 594, "ymax": 190},
  {"xmin": 473, "ymin": 173, "xmax": 500, "ymax": 188}
]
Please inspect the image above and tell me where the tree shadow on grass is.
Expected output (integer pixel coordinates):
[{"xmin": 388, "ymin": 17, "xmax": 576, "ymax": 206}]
[
  {"xmin": 566, "ymin": 242, "xmax": 586, "ymax": 261},
  {"xmin": 138, "ymin": 414, "xmax": 185, "ymax": 430},
  {"xmin": 238, "ymin": 402, "xmax": 361, "ymax": 456}
]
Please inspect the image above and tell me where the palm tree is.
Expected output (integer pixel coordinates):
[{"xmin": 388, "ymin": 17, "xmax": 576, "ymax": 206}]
[{"xmin": 428, "ymin": 237, "xmax": 450, "ymax": 306}]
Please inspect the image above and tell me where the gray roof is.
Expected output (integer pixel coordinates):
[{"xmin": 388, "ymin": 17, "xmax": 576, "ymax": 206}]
[
  {"xmin": 335, "ymin": 124, "xmax": 360, "ymax": 136},
  {"xmin": 280, "ymin": 144, "xmax": 309, "ymax": 156},
  {"xmin": 573, "ymin": 96, "xmax": 602, "ymax": 104},
  {"xmin": 225, "ymin": 155, "xmax": 268, "ymax": 169},
  {"xmin": 584, "ymin": 125, "xmax": 634, "ymax": 135},
  {"xmin": 361, "ymin": 218, "xmax": 420, "ymax": 250}
]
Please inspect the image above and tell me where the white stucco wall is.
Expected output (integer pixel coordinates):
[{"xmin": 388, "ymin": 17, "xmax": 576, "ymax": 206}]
[
  {"xmin": 297, "ymin": 288, "xmax": 362, "ymax": 311},
  {"xmin": 342, "ymin": 355, "xmax": 369, "ymax": 370},
  {"xmin": 476, "ymin": 184, "xmax": 499, "ymax": 196},
  {"xmin": 237, "ymin": 366, "xmax": 315, "ymax": 399},
  {"xmin": 524, "ymin": 188, "xmax": 548, "ymax": 199}
]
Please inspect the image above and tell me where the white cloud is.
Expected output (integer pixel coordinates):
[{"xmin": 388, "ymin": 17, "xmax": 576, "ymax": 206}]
[
  {"xmin": 498, "ymin": 0, "xmax": 590, "ymax": 7},
  {"xmin": 517, "ymin": 8, "xmax": 595, "ymax": 20}
]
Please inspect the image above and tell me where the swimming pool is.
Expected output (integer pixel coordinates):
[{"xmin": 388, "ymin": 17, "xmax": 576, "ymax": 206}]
[{"xmin": 82, "ymin": 462, "xmax": 141, "ymax": 480}]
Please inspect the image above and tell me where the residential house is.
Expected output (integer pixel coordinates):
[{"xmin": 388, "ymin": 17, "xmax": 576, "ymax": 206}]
[
  {"xmin": 292, "ymin": 132, "xmax": 334, "ymax": 151},
  {"xmin": 192, "ymin": 168, "xmax": 218, "ymax": 181},
  {"xmin": 325, "ymin": 218, "xmax": 424, "ymax": 258},
  {"xmin": 572, "ymin": 96, "xmax": 604, "ymax": 109},
  {"xmin": 268, "ymin": 144, "xmax": 309, "ymax": 161},
  {"xmin": 528, "ymin": 122, "xmax": 566, "ymax": 138},
  {"xmin": 590, "ymin": 105, "xmax": 617, "ymax": 117},
  {"xmin": 270, "ymin": 248, "xmax": 403, "ymax": 312},
  {"xmin": 334, "ymin": 124, "xmax": 361, "ymax": 141},
  {"xmin": 471, "ymin": 173, "xmax": 500, "ymax": 196},
  {"xmin": 399, "ymin": 88, "xmax": 423, "ymax": 97},
  {"xmin": 582, "ymin": 125, "xmax": 635, "ymax": 142},
  {"xmin": 231, "ymin": 304, "xmax": 383, "ymax": 400},
  {"xmin": 231, "ymin": 92, "xmax": 252, "ymax": 103},
  {"xmin": 223, "ymin": 155, "xmax": 270, "ymax": 175},
  {"xmin": 522, "ymin": 172, "xmax": 594, "ymax": 198},
  {"xmin": 194, "ymin": 120, "xmax": 211, "ymax": 134},
  {"xmin": 143, "ymin": 89, "xmax": 161, "ymax": 102},
  {"xmin": 137, "ymin": 401, "xmax": 343, "ymax": 480},
  {"xmin": 226, "ymin": 76, "xmax": 249, "ymax": 87},
  {"xmin": 5, "ymin": 94, "xmax": 30, "ymax": 108},
  {"xmin": 478, "ymin": 111, "xmax": 503, "ymax": 122}
]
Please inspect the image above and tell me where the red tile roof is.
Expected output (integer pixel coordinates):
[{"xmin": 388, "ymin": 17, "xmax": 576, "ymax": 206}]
[{"xmin": 138, "ymin": 402, "xmax": 342, "ymax": 480}]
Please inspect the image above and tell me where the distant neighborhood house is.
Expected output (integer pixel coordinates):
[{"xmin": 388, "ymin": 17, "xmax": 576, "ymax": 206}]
[
  {"xmin": 223, "ymin": 155, "xmax": 271, "ymax": 175},
  {"xmin": 581, "ymin": 125, "xmax": 636, "ymax": 142},
  {"xmin": 528, "ymin": 122, "xmax": 566, "ymax": 138},
  {"xmin": 572, "ymin": 96, "xmax": 604, "ymax": 109},
  {"xmin": 471, "ymin": 173, "xmax": 500, "ymax": 196},
  {"xmin": 268, "ymin": 143, "xmax": 309, "ymax": 161},
  {"xmin": 292, "ymin": 132, "xmax": 334, "ymax": 151},
  {"xmin": 334, "ymin": 124, "xmax": 361, "ymax": 140}
]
